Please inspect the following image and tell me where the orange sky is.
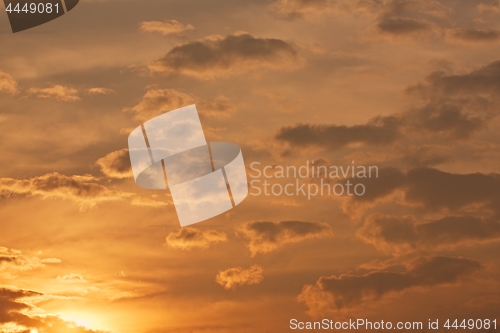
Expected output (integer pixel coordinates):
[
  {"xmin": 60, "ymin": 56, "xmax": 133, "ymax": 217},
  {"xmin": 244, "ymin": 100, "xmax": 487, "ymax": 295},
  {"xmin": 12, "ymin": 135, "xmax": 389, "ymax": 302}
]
[{"xmin": 1, "ymin": 0, "xmax": 500, "ymax": 332}]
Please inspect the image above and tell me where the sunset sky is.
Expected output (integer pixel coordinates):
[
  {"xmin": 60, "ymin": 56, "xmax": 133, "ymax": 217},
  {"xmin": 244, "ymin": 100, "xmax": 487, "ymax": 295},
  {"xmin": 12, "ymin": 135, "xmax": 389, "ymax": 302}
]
[{"xmin": 1, "ymin": 0, "xmax": 500, "ymax": 332}]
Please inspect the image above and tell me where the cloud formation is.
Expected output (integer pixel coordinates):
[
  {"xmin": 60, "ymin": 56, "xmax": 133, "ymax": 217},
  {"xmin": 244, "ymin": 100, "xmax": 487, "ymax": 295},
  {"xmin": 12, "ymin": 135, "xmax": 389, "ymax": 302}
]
[
  {"xmin": 448, "ymin": 28, "xmax": 500, "ymax": 43},
  {"xmin": 277, "ymin": 60, "xmax": 500, "ymax": 150},
  {"xmin": 0, "ymin": 173, "xmax": 131, "ymax": 210},
  {"xmin": 237, "ymin": 221, "xmax": 333, "ymax": 256},
  {"xmin": 165, "ymin": 228, "xmax": 227, "ymax": 250},
  {"xmin": 198, "ymin": 95, "xmax": 237, "ymax": 118},
  {"xmin": 275, "ymin": 116, "xmax": 400, "ymax": 149},
  {"xmin": 0, "ymin": 71, "xmax": 18, "ymax": 95},
  {"xmin": 56, "ymin": 273, "xmax": 87, "ymax": 283},
  {"xmin": 344, "ymin": 167, "xmax": 500, "ymax": 216},
  {"xmin": 374, "ymin": 0, "xmax": 449, "ymax": 37},
  {"xmin": 0, "ymin": 247, "xmax": 61, "ymax": 278},
  {"xmin": 216, "ymin": 265, "xmax": 264, "ymax": 290},
  {"xmin": 86, "ymin": 87, "xmax": 116, "ymax": 95},
  {"xmin": 299, "ymin": 256, "xmax": 480, "ymax": 314},
  {"xmin": 127, "ymin": 88, "xmax": 194, "ymax": 120},
  {"xmin": 149, "ymin": 33, "xmax": 299, "ymax": 78},
  {"xmin": 357, "ymin": 214, "xmax": 500, "ymax": 253},
  {"xmin": 272, "ymin": 0, "xmax": 332, "ymax": 19},
  {"xmin": 27, "ymin": 85, "xmax": 80, "ymax": 102},
  {"xmin": 96, "ymin": 149, "xmax": 132, "ymax": 179},
  {"xmin": 139, "ymin": 20, "xmax": 194, "ymax": 36},
  {"xmin": 377, "ymin": 17, "xmax": 432, "ymax": 35},
  {"xmin": 0, "ymin": 286, "xmax": 105, "ymax": 333}
]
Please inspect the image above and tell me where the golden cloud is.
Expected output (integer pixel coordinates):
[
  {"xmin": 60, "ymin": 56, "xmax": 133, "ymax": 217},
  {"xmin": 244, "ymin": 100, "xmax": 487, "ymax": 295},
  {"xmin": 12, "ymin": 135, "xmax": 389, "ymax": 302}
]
[
  {"xmin": 95, "ymin": 149, "xmax": 132, "ymax": 179},
  {"xmin": 130, "ymin": 196, "xmax": 170, "ymax": 208},
  {"xmin": 165, "ymin": 228, "xmax": 228, "ymax": 250},
  {"xmin": 0, "ymin": 172, "xmax": 132, "ymax": 210},
  {"xmin": 216, "ymin": 265, "xmax": 264, "ymax": 290},
  {"xmin": 126, "ymin": 88, "xmax": 194, "ymax": 121},
  {"xmin": 0, "ymin": 70, "xmax": 18, "ymax": 95},
  {"xmin": 27, "ymin": 85, "xmax": 80, "ymax": 102},
  {"xmin": 85, "ymin": 87, "xmax": 116, "ymax": 95},
  {"xmin": 0, "ymin": 286, "xmax": 107, "ymax": 333},
  {"xmin": 0, "ymin": 247, "xmax": 61, "ymax": 279},
  {"xmin": 139, "ymin": 20, "xmax": 194, "ymax": 36}
]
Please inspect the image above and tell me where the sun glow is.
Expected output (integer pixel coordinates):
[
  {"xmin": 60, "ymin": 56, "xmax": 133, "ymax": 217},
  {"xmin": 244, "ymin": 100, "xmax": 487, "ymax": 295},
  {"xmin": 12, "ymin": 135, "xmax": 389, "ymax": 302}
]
[{"xmin": 58, "ymin": 312, "xmax": 102, "ymax": 331}]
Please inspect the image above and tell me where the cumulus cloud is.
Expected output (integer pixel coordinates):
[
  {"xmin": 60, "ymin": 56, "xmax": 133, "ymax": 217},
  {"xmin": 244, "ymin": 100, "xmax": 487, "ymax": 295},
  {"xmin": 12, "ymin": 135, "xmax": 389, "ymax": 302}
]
[
  {"xmin": 0, "ymin": 247, "xmax": 61, "ymax": 278},
  {"xmin": 237, "ymin": 221, "xmax": 333, "ymax": 256},
  {"xmin": 165, "ymin": 228, "xmax": 227, "ymax": 250},
  {"xmin": 126, "ymin": 88, "xmax": 194, "ymax": 121},
  {"xmin": 299, "ymin": 256, "xmax": 480, "ymax": 314},
  {"xmin": 139, "ymin": 20, "xmax": 194, "ymax": 36},
  {"xmin": 27, "ymin": 85, "xmax": 80, "ymax": 102},
  {"xmin": 85, "ymin": 87, "xmax": 116, "ymax": 95},
  {"xmin": 96, "ymin": 149, "xmax": 132, "ymax": 179},
  {"xmin": 357, "ymin": 214, "xmax": 500, "ymax": 253},
  {"xmin": 0, "ymin": 71, "xmax": 18, "ymax": 95},
  {"xmin": 216, "ymin": 265, "xmax": 264, "ymax": 290},
  {"xmin": 0, "ymin": 172, "xmax": 132, "ymax": 210},
  {"xmin": 148, "ymin": 33, "xmax": 299, "ymax": 79}
]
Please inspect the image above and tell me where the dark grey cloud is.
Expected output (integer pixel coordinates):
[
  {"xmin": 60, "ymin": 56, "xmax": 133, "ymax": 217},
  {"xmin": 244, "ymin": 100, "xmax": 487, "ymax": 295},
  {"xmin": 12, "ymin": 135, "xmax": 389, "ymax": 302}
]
[
  {"xmin": 377, "ymin": 17, "xmax": 431, "ymax": 35},
  {"xmin": 149, "ymin": 34, "xmax": 299, "ymax": 78},
  {"xmin": 403, "ymin": 168, "xmax": 500, "ymax": 211},
  {"xmin": 408, "ymin": 60, "xmax": 500, "ymax": 96},
  {"xmin": 276, "ymin": 60, "xmax": 500, "ymax": 149},
  {"xmin": 237, "ymin": 220, "xmax": 333, "ymax": 256},
  {"xmin": 448, "ymin": 28, "xmax": 500, "ymax": 42},
  {"xmin": 347, "ymin": 167, "xmax": 500, "ymax": 214},
  {"xmin": 275, "ymin": 116, "xmax": 401, "ymax": 149},
  {"xmin": 357, "ymin": 214, "xmax": 500, "ymax": 253},
  {"xmin": 299, "ymin": 256, "xmax": 481, "ymax": 311}
]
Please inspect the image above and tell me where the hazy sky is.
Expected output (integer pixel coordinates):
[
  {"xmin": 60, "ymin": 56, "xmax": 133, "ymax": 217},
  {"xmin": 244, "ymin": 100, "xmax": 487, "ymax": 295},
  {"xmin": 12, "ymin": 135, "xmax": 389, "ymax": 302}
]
[{"xmin": 1, "ymin": 0, "xmax": 500, "ymax": 332}]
